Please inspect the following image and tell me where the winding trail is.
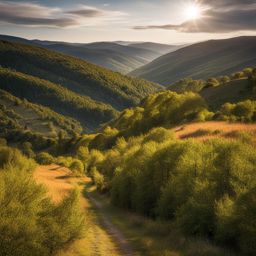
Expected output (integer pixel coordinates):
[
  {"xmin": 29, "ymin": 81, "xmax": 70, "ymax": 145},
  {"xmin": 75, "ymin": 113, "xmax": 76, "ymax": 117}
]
[{"xmin": 34, "ymin": 165, "xmax": 134, "ymax": 256}]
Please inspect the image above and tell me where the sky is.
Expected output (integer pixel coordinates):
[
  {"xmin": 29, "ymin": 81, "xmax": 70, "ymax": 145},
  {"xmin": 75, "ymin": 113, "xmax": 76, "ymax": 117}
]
[{"xmin": 0, "ymin": 0, "xmax": 256, "ymax": 44}]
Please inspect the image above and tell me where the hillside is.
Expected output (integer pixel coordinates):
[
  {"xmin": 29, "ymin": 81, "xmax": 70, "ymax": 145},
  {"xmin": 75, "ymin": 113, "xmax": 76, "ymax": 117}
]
[
  {"xmin": 0, "ymin": 67, "xmax": 117, "ymax": 130},
  {"xmin": 0, "ymin": 35, "xmax": 174, "ymax": 74},
  {"xmin": 200, "ymin": 78, "xmax": 253, "ymax": 109},
  {"xmin": 0, "ymin": 89, "xmax": 82, "ymax": 135},
  {"xmin": 130, "ymin": 36, "xmax": 256, "ymax": 86},
  {"xmin": 0, "ymin": 40, "xmax": 159, "ymax": 112},
  {"xmin": 0, "ymin": 89, "xmax": 83, "ymax": 148}
]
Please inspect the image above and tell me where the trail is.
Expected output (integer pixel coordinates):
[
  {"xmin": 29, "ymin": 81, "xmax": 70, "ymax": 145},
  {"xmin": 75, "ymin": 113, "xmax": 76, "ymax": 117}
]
[{"xmin": 34, "ymin": 165, "xmax": 134, "ymax": 256}]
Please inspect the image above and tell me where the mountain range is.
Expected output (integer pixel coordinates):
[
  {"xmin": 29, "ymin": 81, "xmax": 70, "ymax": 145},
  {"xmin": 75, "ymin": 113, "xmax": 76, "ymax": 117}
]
[{"xmin": 0, "ymin": 34, "xmax": 180, "ymax": 74}]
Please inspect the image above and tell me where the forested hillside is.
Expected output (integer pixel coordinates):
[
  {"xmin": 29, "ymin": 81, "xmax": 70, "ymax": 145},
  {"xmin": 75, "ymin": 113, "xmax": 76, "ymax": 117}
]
[
  {"xmin": 0, "ymin": 67, "xmax": 117, "ymax": 130},
  {"xmin": 0, "ymin": 40, "xmax": 159, "ymax": 111},
  {"xmin": 0, "ymin": 89, "xmax": 83, "ymax": 149},
  {"xmin": 130, "ymin": 36, "xmax": 256, "ymax": 86}
]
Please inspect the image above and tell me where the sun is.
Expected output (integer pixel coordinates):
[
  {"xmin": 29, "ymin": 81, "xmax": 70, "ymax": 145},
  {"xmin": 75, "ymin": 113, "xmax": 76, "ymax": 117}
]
[{"xmin": 184, "ymin": 3, "xmax": 202, "ymax": 20}]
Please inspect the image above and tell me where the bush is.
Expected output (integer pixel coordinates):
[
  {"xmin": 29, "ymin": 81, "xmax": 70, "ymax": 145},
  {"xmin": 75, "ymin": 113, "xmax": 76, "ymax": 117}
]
[
  {"xmin": 36, "ymin": 152, "xmax": 55, "ymax": 165},
  {"xmin": 69, "ymin": 159, "xmax": 85, "ymax": 176},
  {"xmin": 91, "ymin": 167, "xmax": 105, "ymax": 192},
  {"xmin": 0, "ymin": 137, "xmax": 7, "ymax": 146}
]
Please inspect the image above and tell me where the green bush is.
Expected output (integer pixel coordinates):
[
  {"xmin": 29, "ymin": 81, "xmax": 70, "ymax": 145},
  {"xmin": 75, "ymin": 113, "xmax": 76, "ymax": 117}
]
[
  {"xmin": 91, "ymin": 167, "xmax": 105, "ymax": 192},
  {"xmin": 0, "ymin": 146, "xmax": 85, "ymax": 256},
  {"xmin": 36, "ymin": 152, "xmax": 55, "ymax": 165},
  {"xmin": 69, "ymin": 159, "xmax": 85, "ymax": 176}
]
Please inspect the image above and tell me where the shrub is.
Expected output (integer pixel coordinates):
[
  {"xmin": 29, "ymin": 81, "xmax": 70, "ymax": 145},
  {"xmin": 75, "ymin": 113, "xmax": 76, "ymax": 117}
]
[
  {"xmin": 22, "ymin": 141, "xmax": 35, "ymax": 158},
  {"xmin": 36, "ymin": 152, "xmax": 55, "ymax": 165},
  {"xmin": 0, "ymin": 137, "xmax": 7, "ymax": 146},
  {"xmin": 69, "ymin": 159, "xmax": 85, "ymax": 176},
  {"xmin": 91, "ymin": 167, "xmax": 105, "ymax": 192}
]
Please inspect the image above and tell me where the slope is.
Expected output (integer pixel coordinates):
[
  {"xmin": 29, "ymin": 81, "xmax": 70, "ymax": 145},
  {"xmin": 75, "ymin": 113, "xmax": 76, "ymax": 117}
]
[
  {"xmin": 0, "ymin": 67, "xmax": 117, "ymax": 130},
  {"xmin": 130, "ymin": 36, "xmax": 256, "ymax": 86},
  {"xmin": 0, "ymin": 40, "xmax": 159, "ymax": 112}
]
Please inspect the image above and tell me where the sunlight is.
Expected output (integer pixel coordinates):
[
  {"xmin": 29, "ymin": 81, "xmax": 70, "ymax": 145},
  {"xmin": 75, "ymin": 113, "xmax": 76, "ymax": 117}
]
[{"xmin": 184, "ymin": 3, "xmax": 202, "ymax": 20}]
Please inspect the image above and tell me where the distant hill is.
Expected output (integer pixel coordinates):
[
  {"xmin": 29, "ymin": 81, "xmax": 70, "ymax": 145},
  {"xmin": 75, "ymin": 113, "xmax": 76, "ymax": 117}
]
[
  {"xmin": 47, "ymin": 42, "xmax": 160, "ymax": 73},
  {"xmin": 128, "ymin": 42, "xmax": 184, "ymax": 55},
  {"xmin": 130, "ymin": 36, "xmax": 256, "ymax": 86},
  {"xmin": 0, "ymin": 35, "xmax": 176, "ymax": 74},
  {"xmin": 0, "ymin": 40, "xmax": 159, "ymax": 130}
]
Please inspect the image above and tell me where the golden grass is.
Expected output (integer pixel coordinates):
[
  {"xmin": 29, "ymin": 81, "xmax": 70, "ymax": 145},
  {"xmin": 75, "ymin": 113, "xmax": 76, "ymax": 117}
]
[{"xmin": 173, "ymin": 121, "xmax": 256, "ymax": 141}]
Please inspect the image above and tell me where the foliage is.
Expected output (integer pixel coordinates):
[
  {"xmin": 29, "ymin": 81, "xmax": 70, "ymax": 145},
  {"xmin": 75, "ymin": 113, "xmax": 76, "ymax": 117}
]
[
  {"xmin": 108, "ymin": 91, "xmax": 208, "ymax": 136},
  {"xmin": 0, "ymin": 145, "xmax": 84, "ymax": 256},
  {"xmin": 69, "ymin": 159, "xmax": 85, "ymax": 176},
  {"xmin": 77, "ymin": 125, "xmax": 256, "ymax": 254},
  {"xmin": 36, "ymin": 152, "xmax": 55, "ymax": 165},
  {"xmin": 215, "ymin": 100, "xmax": 256, "ymax": 122}
]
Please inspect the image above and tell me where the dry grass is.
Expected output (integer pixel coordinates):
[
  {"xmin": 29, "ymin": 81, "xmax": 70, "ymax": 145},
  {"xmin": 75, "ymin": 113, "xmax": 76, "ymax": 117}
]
[
  {"xmin": 34, "ymin": 164, "xmax": 88, "ymax": 203},
  {"xmin": 173, "ymin": 121, "xmax": 256, "ymax": 141}
]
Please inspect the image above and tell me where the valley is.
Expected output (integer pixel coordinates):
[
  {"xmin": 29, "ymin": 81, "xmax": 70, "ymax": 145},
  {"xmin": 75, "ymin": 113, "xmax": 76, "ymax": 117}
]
[{"xmin": 1, "ymin": 13, "xmax": 256, "ymax": 255}]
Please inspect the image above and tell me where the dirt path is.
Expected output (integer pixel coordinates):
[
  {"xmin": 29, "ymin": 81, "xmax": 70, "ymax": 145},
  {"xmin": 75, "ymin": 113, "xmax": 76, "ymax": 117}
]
[
  {"xmin": 87, "ymin": 193, "xmax": 134, "ymax": 256},
  {"xmin": 34, "ymin": 165, "xmax": 134, "ymax": 256}
]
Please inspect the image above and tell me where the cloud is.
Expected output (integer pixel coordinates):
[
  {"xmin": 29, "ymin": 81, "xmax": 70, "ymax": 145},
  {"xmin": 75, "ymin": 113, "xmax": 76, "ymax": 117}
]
[
  {"xmin": 0, "ymin": 1, "xmax": 125, "ymax": 28},
  {"xmin": 0, "ymin": 1, "xmax": 76, "ymax": 27},
  {"xmin": 66, "ymin": 6, "xmax": 105, "ymax": 18},
  {"xmin": 134, "ymin": 0, "xmax": 256, "ymax": 33}
]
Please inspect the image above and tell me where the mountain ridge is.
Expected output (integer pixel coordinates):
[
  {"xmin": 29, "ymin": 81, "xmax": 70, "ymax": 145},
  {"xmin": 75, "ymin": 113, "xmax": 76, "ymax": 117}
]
[{"xmin": 130, "ymin": 36, "xmax": 256, "ymax": 86}]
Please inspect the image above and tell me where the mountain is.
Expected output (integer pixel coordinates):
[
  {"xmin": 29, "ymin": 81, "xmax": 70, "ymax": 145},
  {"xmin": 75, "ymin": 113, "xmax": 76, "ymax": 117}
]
[
  {"xmin": 0, "ymin": 35, "xmax": 175, "ymax": 74},
  {"xmin": 130, "ymin": 36, "xmax": 256, "ymax": 86},
  {"xmin": 0, "ymin": 40, "xmax": 159, "ymax": 130}
]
